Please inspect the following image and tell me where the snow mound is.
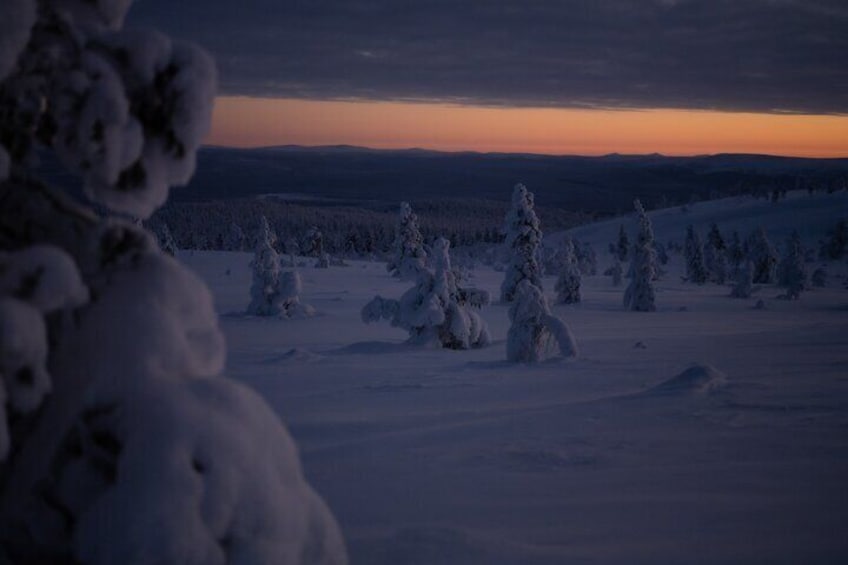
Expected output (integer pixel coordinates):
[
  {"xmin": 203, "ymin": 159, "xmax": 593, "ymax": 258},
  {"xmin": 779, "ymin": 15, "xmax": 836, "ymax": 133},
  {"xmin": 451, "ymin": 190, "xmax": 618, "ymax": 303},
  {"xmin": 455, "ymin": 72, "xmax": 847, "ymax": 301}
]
[
  {"xmin": 648, "ymin": 364, "xmax": 727, "ymax": 395},
  {"xmin": 271, "ymin": 347, "xmax": 323, "ymax": 363}
]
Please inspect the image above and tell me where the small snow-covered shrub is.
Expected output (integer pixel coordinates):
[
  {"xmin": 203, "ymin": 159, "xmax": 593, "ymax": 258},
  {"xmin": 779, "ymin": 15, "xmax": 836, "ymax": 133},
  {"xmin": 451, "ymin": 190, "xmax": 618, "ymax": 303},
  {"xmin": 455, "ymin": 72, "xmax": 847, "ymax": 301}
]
[
  {"xmin": 363, "ymin": 237, "xmax": 489, "ymax": 349},
  {"xmin": 506, "ymin": 280, "xmax": 578, "ymax": 363},
  {"xmin": 500, "ymin": 183, "xmax": 543, "ymax": 302}
]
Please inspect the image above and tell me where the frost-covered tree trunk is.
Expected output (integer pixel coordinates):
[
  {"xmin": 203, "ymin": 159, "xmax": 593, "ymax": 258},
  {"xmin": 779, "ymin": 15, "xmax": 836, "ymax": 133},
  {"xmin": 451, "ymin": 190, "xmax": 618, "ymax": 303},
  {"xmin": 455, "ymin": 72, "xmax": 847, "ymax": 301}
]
[
  {"xmin": 747, "ymin": 227, "xmax": 779, "ymax": 284},
  {"xmin": 500, "ymin": 183, "xmax": 543, "ymax": 302},
  {"xmin": 684, "ymin": 225, "xmax": 708, "ymax": 284},
  {"xmin": 506, "ymin": 280, "xmax": 578, "ymax": 363},
  {"xmin": 0, "ymin": 3, "xmax": 345, "ymax": 563},
  {"xmin": 386, "ymin": 201, "xmax": 427, "ymax": 281},
  {"xmin": 554, "ymin": 239, "xmax": 582, "ymax": 304},
  {"xmin": 363, "ymin": 237, "xmax": 489, "ymax": 349},
  {"xmin": 623, "ymin": 200, "xmax": 657, "ymax": 312},
  {"xmin": 247, "ymin": 215, "xmax": 283, "ymax": 316}
]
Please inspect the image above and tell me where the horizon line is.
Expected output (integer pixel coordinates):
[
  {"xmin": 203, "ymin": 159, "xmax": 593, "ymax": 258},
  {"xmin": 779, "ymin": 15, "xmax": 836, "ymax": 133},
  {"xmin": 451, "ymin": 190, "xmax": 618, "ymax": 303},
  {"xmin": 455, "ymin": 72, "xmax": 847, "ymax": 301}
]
[{"xmin": 201, "ymin": 143, "xmax": 848, "ymax": 161}]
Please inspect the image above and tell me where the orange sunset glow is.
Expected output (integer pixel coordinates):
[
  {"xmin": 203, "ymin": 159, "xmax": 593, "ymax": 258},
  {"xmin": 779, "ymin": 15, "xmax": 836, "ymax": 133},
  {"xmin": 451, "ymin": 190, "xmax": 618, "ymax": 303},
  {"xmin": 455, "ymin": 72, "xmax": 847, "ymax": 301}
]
[{"xmin": 209, "ymin": 96, "xmax": 848, "ymax": 157}]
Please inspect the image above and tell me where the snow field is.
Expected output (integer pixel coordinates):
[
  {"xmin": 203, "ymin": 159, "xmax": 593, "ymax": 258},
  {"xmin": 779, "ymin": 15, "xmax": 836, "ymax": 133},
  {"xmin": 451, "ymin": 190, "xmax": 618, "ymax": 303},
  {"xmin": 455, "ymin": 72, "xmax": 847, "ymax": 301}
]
[{"xmin": 182, "ymin": 190, "xmax": 848, "ymax": 564}]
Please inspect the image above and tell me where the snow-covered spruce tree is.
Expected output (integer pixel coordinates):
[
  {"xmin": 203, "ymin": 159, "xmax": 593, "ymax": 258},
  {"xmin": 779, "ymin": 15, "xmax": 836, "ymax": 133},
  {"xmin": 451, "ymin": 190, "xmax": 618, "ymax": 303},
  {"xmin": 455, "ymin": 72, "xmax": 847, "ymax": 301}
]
[
  {"xmin": 704, "ymin": 223, "xmax": 727, "ymax": 283},
  {"xmin": 226, "ymin": 221, "xmax": 246, "ymax": 251},
  {"xmin": 386, "ymin": 201, "xmax": 427, "ymax": 281},
  {"xmin": 362, "ymin": 237, "xmax": 490, "ymax": 349},
  {"xmin": 615, "ymin": 224, "xmax": 629, "ymax": 262},
  {"xmin": 623, "ymin": 200, "xmax": 657, "ymax": 311},
  {"xmin": 575, "ymin": 240, "xmax": 598, "ymax": 276},
  {"xmin": 247, "ymin": 215, "xmax": 283, "ymax": 316},
  {"xmin": 730, "ymin": 260, "xmax": 754, "ymax": 298},
  {"xmin": 0, "ymin": 4, "xmax": 345, "ymax": 563},
  {"xmin": 821, "ymin": 219, "xmax": 847, "ymax": 260},
  {"xmin": 306, "ymin": 226, "xmax": 330, "ymax": 268},
  {"xmin": 609, "ymin": 257, "xmax": 623, "ymax": 286},
  {"xmin": 554, "ymin": 238, "xmax": 581, "ymax": 304},
  {"xmin": 283, "ymin": 236, "xmax": 299, "ymax": 267},
  {"xmin": 684, "ymin": 225, "xmax": 708, "ymax": 284},
  {"xmin": 500, "ymin": 183, "xmax": 543, "ymax": 303},
  {"xmin": 506, "ymin": 280, "xmax": 578, "ymax": 363},
  {"xmin": 746, "ymin": 227, "xmax": 779, "ymax": 284},
  {"xmin": 725, "ymin": 230, "xmax": 745, "ymax": 279},
  {"xmin": 777, "ymin": 231, "xmax": 808, "ymax": 300}
]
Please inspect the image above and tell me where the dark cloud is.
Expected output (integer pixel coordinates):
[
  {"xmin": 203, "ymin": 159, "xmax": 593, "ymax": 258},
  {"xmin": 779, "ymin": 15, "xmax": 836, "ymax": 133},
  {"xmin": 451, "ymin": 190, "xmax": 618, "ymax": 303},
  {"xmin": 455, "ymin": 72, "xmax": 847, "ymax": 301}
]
[{"xmin": 128, "ymin": 0, "xmax": 848, "ymax": 113}]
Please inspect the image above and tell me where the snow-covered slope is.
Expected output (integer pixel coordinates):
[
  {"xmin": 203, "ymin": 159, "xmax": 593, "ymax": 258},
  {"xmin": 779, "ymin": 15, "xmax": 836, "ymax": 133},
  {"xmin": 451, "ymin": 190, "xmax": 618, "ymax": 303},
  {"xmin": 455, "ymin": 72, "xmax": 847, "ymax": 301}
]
[
  {"xmin": 562, "ymin": 189, "xmax": 848, "ymax": 249},
  {"xmin": 181, "ymin": 192, "xmax": 848, "ymax": 564}
]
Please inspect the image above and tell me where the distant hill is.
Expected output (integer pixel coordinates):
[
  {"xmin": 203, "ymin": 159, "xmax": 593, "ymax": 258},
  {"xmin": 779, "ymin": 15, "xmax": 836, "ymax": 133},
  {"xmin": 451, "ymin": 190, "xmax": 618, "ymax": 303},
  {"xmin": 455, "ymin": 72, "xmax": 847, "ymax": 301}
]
[{"xmin": 171, "ymin": 145, "xmax": 848, "ymax": 215}]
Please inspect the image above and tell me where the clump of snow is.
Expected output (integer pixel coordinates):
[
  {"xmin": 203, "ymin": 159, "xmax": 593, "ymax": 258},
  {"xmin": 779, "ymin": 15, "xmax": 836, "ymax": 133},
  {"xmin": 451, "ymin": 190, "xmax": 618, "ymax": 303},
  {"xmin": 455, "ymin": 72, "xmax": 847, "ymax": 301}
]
[
  {"xmin": 48, "ymin": 27, "xmax": 215, "ymax": 219},
  {"xmin": 648, "ymin": 364, "xmax": 727, "ymax": 396},
  {"xmin": 0, "ymin": 298, "xmax": 50, "ymax": 457},
  {"xmin": 65, "ymin": 376, "xmax": 346, "ymax": 565},
  {"xmin": 506, "ymin": 280, "xmax": 578, "ymax": 363},
  {"xmin": 501, "ymin": 183, "xmax": 543, "ymax": 303},
  {"xmin": 0, "ymin": 245, "xmax": 89, "ymax": 313}
]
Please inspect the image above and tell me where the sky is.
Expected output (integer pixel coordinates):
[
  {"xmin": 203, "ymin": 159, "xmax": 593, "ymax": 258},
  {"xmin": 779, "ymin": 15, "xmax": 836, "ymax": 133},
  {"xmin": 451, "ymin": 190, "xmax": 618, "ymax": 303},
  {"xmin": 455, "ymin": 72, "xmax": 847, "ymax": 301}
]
[{"xmin": 128, "ymin": 0, "xmax": 848, "ymax": 156}]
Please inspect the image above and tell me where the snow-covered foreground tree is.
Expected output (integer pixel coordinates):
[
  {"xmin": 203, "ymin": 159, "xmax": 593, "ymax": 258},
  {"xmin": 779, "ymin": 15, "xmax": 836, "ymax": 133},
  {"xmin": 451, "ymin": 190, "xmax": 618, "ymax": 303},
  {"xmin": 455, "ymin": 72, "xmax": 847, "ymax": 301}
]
[
  {"xmin": 386, "ymin": 201, "xmax": 427, "ymax": 281},
  {"xmin": 363, "ymin": 237, "xmax": 490, "ymax": 349},
  {"xmin": 0, "ymin": 2, "xmax": 345, "ymax": 563},
  {"xmin": 501, "ymin": 183, "xmax": 543, "ymax": 302},
  {"xmin": 623, "ymin": 200, "xmax": 657, "ymax": 312},
  {"xmin": 507, "ymin": 280, "xmax": 578, "ymax": 363}
]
